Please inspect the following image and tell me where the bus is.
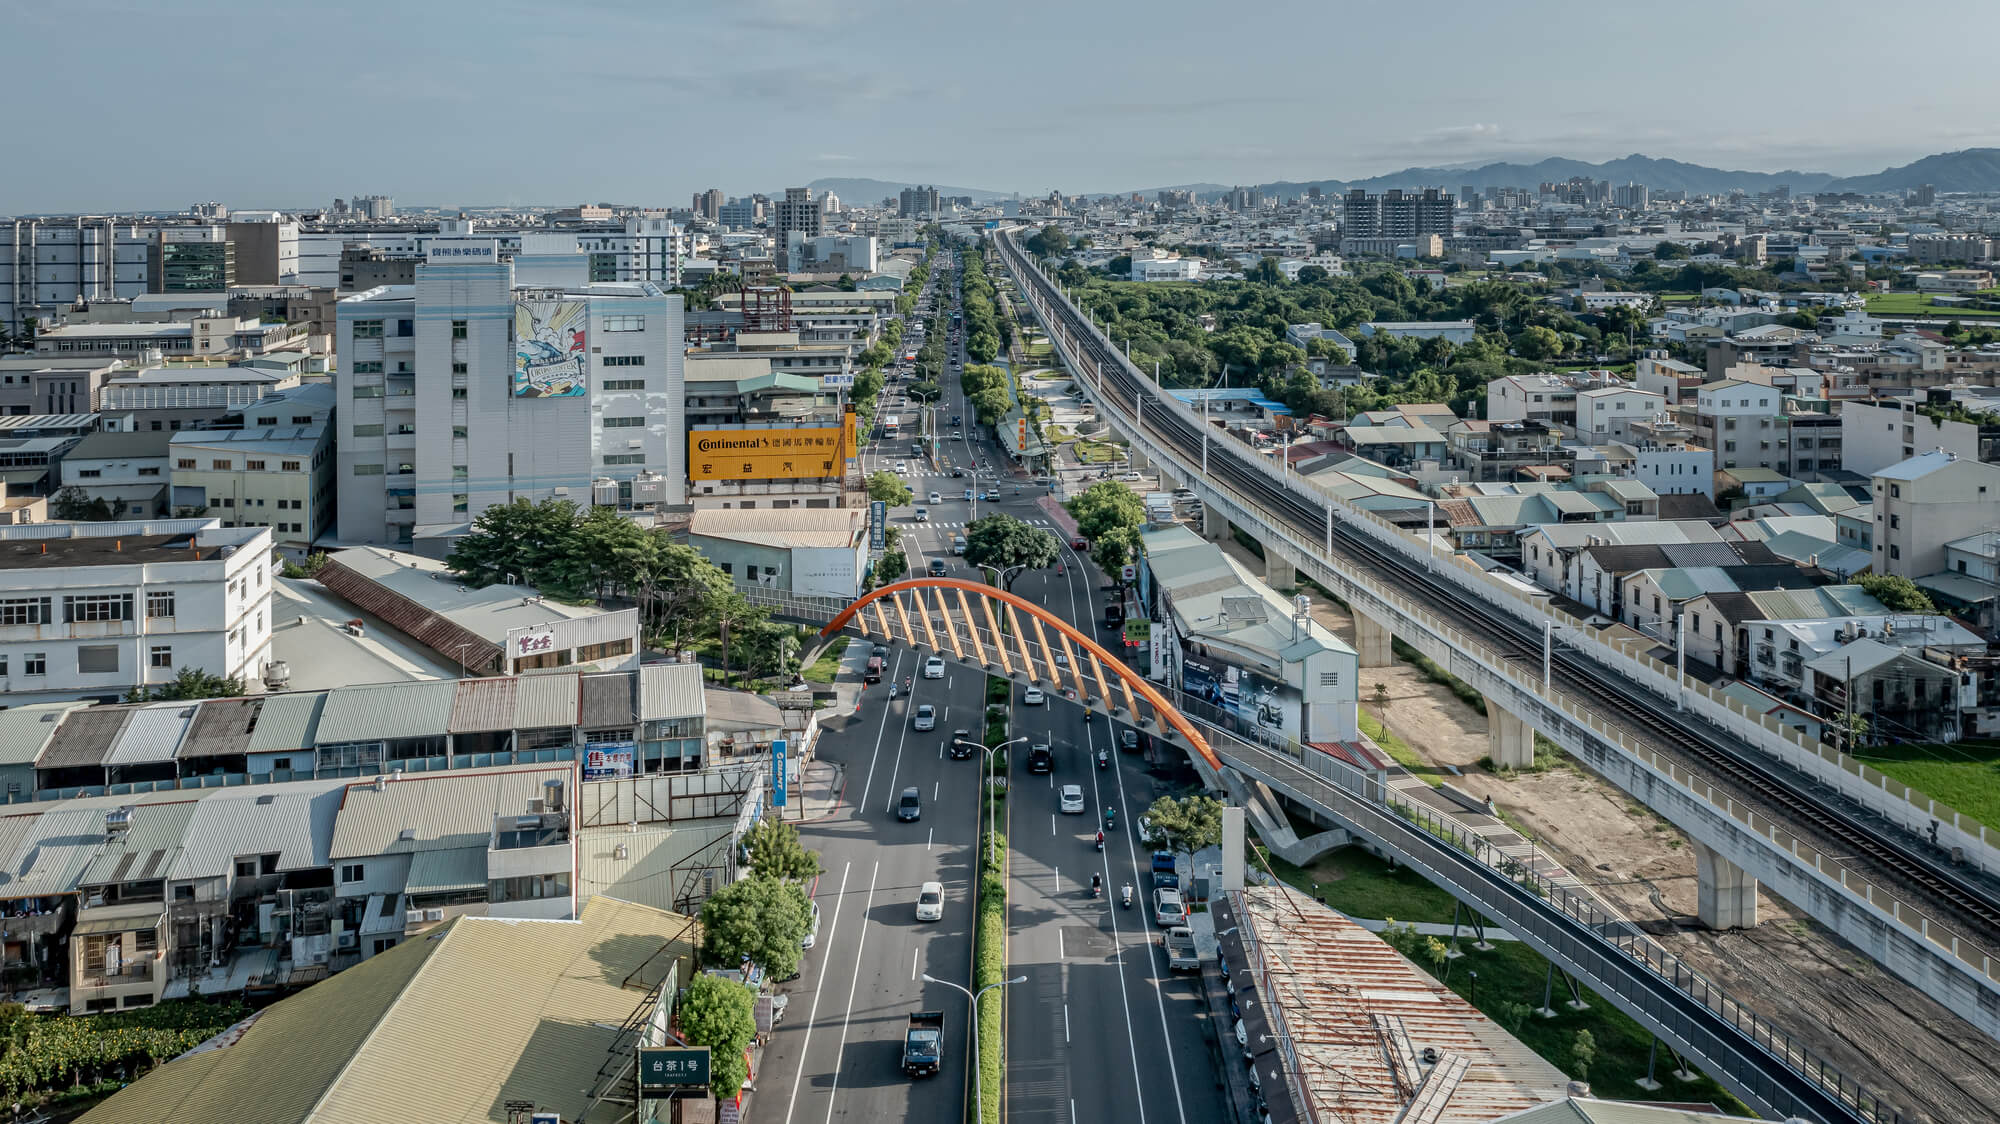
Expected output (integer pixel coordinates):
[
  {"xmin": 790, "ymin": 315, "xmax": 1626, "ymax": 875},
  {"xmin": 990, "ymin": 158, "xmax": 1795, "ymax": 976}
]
[{"xmin": 883, "ymin": 415, "xmax": 901, "ymax": 439}]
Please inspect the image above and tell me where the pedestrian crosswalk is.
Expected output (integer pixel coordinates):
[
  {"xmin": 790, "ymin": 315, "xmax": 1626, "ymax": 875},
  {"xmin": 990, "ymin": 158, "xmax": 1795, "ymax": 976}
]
[{"xmin": 912, "ymin": 519, "xmax": 1056, "ymax": 530}]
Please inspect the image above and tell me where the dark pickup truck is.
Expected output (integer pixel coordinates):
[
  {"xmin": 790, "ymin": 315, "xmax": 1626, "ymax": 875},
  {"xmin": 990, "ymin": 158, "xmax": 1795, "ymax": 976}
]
[{"xmin": 905, "ymin": 1010, "xmax": 945, "ymax": 1077}]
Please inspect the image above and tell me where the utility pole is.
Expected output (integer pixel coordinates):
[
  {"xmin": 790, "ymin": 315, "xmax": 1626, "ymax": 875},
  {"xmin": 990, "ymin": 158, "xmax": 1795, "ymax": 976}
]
[
  {"xmin": 1542, "ymin": 620, "xmax": 1553, "ymax": 695},
  {"xmin": 1675, "ymin": 611, "xmax": 1687, "ymax": 711}
]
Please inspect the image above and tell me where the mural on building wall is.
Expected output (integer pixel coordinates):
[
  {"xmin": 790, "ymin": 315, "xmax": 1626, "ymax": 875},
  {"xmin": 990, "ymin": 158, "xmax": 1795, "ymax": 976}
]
[{"xmin": 513, "ymin": 299, "xmax": 588, "ymax": 397}]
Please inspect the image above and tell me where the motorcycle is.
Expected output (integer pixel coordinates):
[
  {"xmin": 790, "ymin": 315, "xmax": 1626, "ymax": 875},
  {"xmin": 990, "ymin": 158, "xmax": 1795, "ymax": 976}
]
[
  {"xmin": 1089, "ymin": 874, "xmax": 1102, "ymax": 899},
  {"xmin": 1097, "ymin": 748, "xmax": 1109, "ymax": 769},
  {"xmin": 1104, "ymin": 807, "xmax": 1117, "ymax": 830},
  {"xmin": 1121, "ymin": 884, "xmax": 1133, "ymax": 909},
  {"xmin": 1094, "ymin": 830, "xmax": 1105, "ymax": 852},
  {"xmin": 1056, "ymin": 564, "xmax": 1064, "ymax": 575},
  {"xmin": 888, "ymin": 683, "xmax": 899, "ymax": 699}
]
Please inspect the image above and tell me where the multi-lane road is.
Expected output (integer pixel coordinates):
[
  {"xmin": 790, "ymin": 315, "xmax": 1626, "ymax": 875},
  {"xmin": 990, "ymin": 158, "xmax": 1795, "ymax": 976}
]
[{"xmin": 759, "ymin": 249, "xmax": 1228, "ymax": 1123}]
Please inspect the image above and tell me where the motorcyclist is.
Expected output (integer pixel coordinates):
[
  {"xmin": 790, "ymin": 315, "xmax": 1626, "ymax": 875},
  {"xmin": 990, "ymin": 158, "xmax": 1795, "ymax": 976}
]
[
  {"xmin": 1094, "ymin": 828, "xmax": 1104, "ymax": 847},
  {"xmin": 1104, "ymin": 806, "xmax": 1117, "ymax": 828},
  {"xmin": 1121, "ymin": 883, "xmax": 1133, "ymax": 907},
  {"xmin": 1090, "ymin": 873, "xmax": 1102, "ymax": 897}
]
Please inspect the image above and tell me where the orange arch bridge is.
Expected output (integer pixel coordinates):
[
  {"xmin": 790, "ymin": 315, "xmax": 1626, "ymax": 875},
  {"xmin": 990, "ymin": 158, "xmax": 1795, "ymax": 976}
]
[{"xmin": 820, "ymin": 577, "xmax": 1219, "ymax": 773}]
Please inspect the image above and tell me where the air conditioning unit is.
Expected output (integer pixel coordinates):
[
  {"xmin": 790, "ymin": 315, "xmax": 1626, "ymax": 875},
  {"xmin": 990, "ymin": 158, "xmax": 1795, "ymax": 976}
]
[
  {"xmin": 337, "ymin": 932, "xmax": 358, "ymax": 950},
  {"xmin": 405, "ymin": 909, "xmax": 424, "ymax": 926},
  {"xmin": 424, "ymin": 908, "xmax": 444, "ymax": 922}
]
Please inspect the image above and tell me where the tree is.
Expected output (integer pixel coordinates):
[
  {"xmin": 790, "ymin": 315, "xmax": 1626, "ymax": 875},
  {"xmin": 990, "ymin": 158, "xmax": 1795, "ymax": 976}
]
[
  {"xmin": 1571, "ymin": 1029, "xmax": 1597, "ymax": 1082},
  {"xmin": 1297, "ymin": 265, "xmax": 1330, "ymax": 285},
  {"xmin": 1028, "ymin": 224, "xmax": 1069, "ymax": 258},
  {"xmin": 710, "ymin": 592, "xmax": 771, "ymax": 685},
  {"xmin": 873, "ymin": 546, "xmax": 908, "ymax": 586},
  {"xmin": 678, "ymin": 973, "xmax": 757, "ymax": 1098},
  {"xmin": 743, "ymin": 818, "xmax": 821, "ymax": 882},
  {"xmin": 1654, "ymin": 241, "xmax": 1690, "ymax": 260},
  {"xmin": 866, "ymin": 470, "xmax": 913, "ymax": 507},
  {"xmin": 638, "ymin": 540, "xmax": 733, "ymax": 652},
  {"xmin": 963, "ymin": 514, "xmax": 1059, "ymax": 590},
  {"xmin": 1501, "ymin": 1000, "xmax": 1533, "ymax": 1031},
  {"xmin": 1512, "ymin": 324, "xmax": 1564, "ymax": 361},
  {"xmin": 1246, "ymin": 257, "xmax": 1283, "ymax": 285},
  {"xmin": 1857, "ymin": 573, "xmax": 1937, "ymax": 613},
  {"xmin": 51, "ymin": 486, "xmax": 113, "ymax": 522},
  {"xmin": 1065, "ymin": 481, "xmax": 1147, "ymax": 541},
  {"xmin": 445, "ymin": 497, "xmax": 584, "ymax": 589},
  {"xmin": 1090, "ymin": 524, "xmax": 1143, "ymax": 578},
  {"xmin": 129, "ymin": 666, "xmax": 246, "ymax": 702},
  {"xmin": 698, "ymin": 874, "xmax": 811, "ymax": 979},
  {"xmin": 1143, "ymin": 794, "xmax": 1224, "ymax": 865}
]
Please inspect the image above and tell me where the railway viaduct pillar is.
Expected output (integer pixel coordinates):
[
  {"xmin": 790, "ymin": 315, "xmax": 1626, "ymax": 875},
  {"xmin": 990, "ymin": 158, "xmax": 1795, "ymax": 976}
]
[
  {"xmin": 1693, "ymin": 841, "xmax": 1760, "ymax": 929},
  {"xmin": 1264, "ymin": 553, "xmax": 1296, "ymax": 589},
  {"xmin": 1485, "ymin": 702, "xmax": 1534, "ymax": 770},
  {"xmin": 1129, "ymin": 446, "xmax": 1150, "ymax": 472},
  {"xmin": 1201, "ymin": 505, "xmax": 1230, "ymax": 542},
  {"xmin": 1352, "ymin": 610, "xmax": 1394, "ymax": 668}
]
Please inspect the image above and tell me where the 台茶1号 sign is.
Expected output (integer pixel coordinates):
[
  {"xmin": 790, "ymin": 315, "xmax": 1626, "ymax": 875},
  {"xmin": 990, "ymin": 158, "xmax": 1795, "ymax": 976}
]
[{"xmin": 637, "ymin": 1045, "xmax": 711, "ymax": 1094}]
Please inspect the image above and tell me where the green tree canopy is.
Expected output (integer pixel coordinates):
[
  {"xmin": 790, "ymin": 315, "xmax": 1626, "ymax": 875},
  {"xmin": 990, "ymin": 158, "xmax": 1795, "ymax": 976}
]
[
  {"xmin": 1512, "ymin": 324, "xmax": 1564, "ymax": 360},
  {"xmin": 866, "ymin": 470, "xmax": 913, "ymax": 507},
  {"xmin": 963, "ymin": 514, "xmax": 1059, "ymax": 589},
  {"xmin": 1090, "ymin": 524, "xmax": 1144, "ymax": 578},
  {"xmin": 1027, "ymin": 225, "xmax": 1069, "ymax": 258},
  {"xmin": 127, "ymin": 666, "xmax": 247, "ymax": 703},
  {"xmin": 1142, "ymin": 794, "xmax": 1224, "ymax": 861},
  {"xmin": 1857, "ymin": 573, "xmax": 1937, "ymax": 614},
  {"xmin": 678, "ymin": 973, "xmax": 758, "ymax": 1098},
  {"xmin": 743, "ymin": 818, "xmax": 821, "ymax": 882},
  {"xmin": 1066, "ymin": 481, "xmax": 1147, "ymax": 541},
  {"xmin": 698, "ymin": 874, "xmax": 811, "ymax": 979},
  {"xmin": 51, "ymin": 486, "xmax": 114, "ymax": 522}
]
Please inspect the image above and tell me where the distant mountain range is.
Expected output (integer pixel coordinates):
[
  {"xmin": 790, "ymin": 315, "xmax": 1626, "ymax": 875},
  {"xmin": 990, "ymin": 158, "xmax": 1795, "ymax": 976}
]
[{"xmin": 1134, "ymin": 149, "xmax": 2000, "ymax": 200}]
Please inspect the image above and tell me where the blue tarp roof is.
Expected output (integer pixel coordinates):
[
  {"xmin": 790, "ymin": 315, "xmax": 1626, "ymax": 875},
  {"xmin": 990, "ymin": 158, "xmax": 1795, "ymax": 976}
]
[{"xmin": 1165, "ymin": 389, "xmax": 1293, "ymax": 415}]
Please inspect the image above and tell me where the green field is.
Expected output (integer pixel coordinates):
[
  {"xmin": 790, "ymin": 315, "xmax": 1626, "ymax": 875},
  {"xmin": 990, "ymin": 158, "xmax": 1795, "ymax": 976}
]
[
  {"xmin": 1855, "ymin": 740, "xmax": 2000, "ymax": 830},
  {"xmin": 1864, "ymin": 291, "xmax": 2000, "ymax": 319},
  {"xmin": 1359, "ymin": 711, "xmax": 1448, "ymax": 786},
  {"xmin": 1257, "ymin": 839, "xmax": 1460, "ymax": 923},
  {"xmin": 800, "ymin": 636, "xmax": 849, "ymax": 685}
]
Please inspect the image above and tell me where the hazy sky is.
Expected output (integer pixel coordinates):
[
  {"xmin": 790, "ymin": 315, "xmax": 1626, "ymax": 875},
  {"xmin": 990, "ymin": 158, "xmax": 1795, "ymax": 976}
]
[{"xmin": 7, "ymin": 0, "xmax": 1998, "ymax": 213}]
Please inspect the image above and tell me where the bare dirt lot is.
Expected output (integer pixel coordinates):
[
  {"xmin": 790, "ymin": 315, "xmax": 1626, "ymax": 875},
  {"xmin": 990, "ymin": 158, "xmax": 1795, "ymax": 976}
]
[{"xmin": 1214, "ymin": 532, "xmax": 2000, "ymax": 1123}]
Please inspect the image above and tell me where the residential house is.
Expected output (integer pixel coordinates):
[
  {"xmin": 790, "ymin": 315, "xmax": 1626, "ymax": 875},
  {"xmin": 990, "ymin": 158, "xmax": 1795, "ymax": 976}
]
[{"xmin": 1872, "ymin": 450, "xmax": 2000, "ymax": 579}]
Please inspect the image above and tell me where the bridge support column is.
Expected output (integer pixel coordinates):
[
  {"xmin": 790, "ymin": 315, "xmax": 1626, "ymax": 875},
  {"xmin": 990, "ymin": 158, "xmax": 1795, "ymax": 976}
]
[
  {"xmin": 1201, "ymin": 505, "xmax": 1229, "ymax": 542},
  {"xmin": 1128, "ymin": 446, "xmax": 1150, "ymax": 472},
  {"xmin": 1352, "ymin": 610, "xmax": 1393, "ymax": 668},
  {"xmin": 1486, "ymin": 703, "xmax": 1533, "ymax": 770},
  {"xmin": 1693, "ymin": 842, "xmax": 1759, "ymax": 930},
  {"xmin": 1263, "ymin": 551, "xmax": 1295, "ymax": 590}
]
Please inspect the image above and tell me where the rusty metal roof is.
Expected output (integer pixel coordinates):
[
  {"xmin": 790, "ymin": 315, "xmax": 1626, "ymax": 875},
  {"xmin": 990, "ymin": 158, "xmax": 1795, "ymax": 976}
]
[
  {"xmin": 447, "ymin": 677, "xmax": 518, "ymax": 734},
  {"xmin": 178, "ymin": 697, "xmax": 262, "ymax": 760},
  {"xmin": 37, "ymin": 705, "xmax": 135, "ymax": 771},
  {"xmin": 316, "ymin": 555, "xmax": 503, "ymax": 676},
  {"xmin": 577, "ymin": 672, "xmax": 636, "ymax": 729}
]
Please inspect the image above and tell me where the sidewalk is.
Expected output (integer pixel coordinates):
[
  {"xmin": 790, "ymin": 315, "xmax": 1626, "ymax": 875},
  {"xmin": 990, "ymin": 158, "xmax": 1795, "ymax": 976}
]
[{"xmin": 782, "ymin": 759, "xmax": 845, "ymax": 823}]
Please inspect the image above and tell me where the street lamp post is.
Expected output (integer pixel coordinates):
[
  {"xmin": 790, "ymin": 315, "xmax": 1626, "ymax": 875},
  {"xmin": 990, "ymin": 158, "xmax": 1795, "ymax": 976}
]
[
  {"xmin": 922, "ymin": 972, "xmax": 1027, "ymax": 1124},
  {"xmin": 959, "ymin": 735, "xmax": 1027, "ymax": 866}
]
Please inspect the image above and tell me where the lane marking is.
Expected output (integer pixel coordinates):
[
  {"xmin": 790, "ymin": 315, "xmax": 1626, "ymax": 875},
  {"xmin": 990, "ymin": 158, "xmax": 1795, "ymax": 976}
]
[
  {"xmin": 820, "ymin": 860, "xmax": 882, "ymax": 1124},
  {"xmin": 1058, "ymin": 928, "xmax": 1064, "ymax": 960},
  {"xmin": 912, "ymin": 947, "xmax": 919, "ymax": 980},
  {"xmin": 782, "ymin": 860, "xmax": 853, "ymax": 1124},
  {"xmin": 853, "ymin": 652, "xmax": 908, "ymax": 819},
  {"xmin": 1064, "ymin": 1004, "xmax": 1071, "ymax": 1044},
  {"xmin": 1109, "ymin": 725, "xmax": 1189, "ymax": 1124},
  {"xmin": 881, "ymin": 673, "xmax": 921, "ymax": 816}
]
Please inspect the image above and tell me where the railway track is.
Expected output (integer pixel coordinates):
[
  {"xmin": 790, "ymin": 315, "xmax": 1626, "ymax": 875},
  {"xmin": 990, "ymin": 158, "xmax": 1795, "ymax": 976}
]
[{"xmin": 999, "ymin": 233, "xmax": 2000, "ymax": 950}]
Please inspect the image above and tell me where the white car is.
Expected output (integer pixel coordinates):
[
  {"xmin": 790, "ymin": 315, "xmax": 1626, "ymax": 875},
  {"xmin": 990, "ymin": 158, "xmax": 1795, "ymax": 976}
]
[
  {"xmin": 1154, "ymin": 888, "xmax": 1187, "ymax": 927},
  {"xmin": 802, "ymin": 900, "xmax": 822, "ymax": 949},
  {"xmin": 1059, "ymin": 784, "xmax": 1085, "ymax": 814},
  {"xmin": 913, "ymin": 704, "xmax": 936, "ymax": 731},
  {"xmin": 929, "ymin": 491, "xmax": 942, "ymax": 504},
  {"xmin": 895, "ymin": 461, "xmax": 909, "ymax": 473},
  {"xmin": 916, "ymin": 881, "xmax": 944, "ymax": 922},
  {"xmin": 1023, "ymin": 686, "xmax": 1045, "ymax": 706},
  {"xmin": 924, "ymin": 655, "xmax": 945, "ymax": 679}
]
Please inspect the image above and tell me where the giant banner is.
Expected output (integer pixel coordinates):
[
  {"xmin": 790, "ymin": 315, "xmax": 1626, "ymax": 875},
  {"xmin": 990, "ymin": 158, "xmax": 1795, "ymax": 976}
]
[
  {"xmin": 514, "ymin": 299, "xmax": 588, "ymax": 397},
  {"xmin": 689, "ymin": 419, "xmax": 858, "ymax": 481},
  {"xmin": 1181, "ymin": 655, "xmax": 1297, "ymax": 741}
]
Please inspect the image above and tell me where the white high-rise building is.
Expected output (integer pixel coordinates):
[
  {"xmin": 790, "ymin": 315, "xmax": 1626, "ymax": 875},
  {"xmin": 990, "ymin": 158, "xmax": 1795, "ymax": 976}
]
[{"xmin": 335, "ymin": 241, "xmax": 685, "ymax": 552}]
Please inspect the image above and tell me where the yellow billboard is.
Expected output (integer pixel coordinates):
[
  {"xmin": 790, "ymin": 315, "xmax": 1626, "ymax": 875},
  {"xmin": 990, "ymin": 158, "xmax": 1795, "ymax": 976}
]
[{"xmin": 689, "ymin": 420, "xmax": 858, "ymax": 481}]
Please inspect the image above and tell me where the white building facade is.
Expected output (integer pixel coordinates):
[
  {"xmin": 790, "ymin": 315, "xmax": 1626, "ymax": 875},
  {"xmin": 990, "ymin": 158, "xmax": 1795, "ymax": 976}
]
[
  {"xmin": 334, "ymin": 243, "xmax": 686, "ymax": 552},
  {"xmin": 0, "ymin": 518, "xmax": 273, "ymax": 705}
]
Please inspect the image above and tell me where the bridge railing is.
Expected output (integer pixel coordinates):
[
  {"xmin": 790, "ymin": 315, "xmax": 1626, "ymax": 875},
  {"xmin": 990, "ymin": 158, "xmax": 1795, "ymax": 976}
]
[{"xmin": 1002, "ymin": 231, "xmax": 2000, "ymax": 883}]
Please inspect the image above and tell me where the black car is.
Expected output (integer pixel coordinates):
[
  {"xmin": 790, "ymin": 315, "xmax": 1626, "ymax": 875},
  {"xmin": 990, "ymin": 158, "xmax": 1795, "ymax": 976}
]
[
  {"xmin": 948, "ymin": 729, "xmax": 975, "ymax": 758},
  {"xmin": 950, "ymin": 468, "xmax": 966, "ymax": 478},
  {"xmin": 928, "ymin": 558, "xmax": 948, "ymax": 577},
  {"xmin": 1120, "ymin": 729, "xmax": 1144, "ymax": 754},
  {"xmin": 1026, "ymin": 744, "xmax": 1054, "ymax": 774},
  {"xmin": 897, "ymin": 787, "xmax": 922, "ymax": 821}
]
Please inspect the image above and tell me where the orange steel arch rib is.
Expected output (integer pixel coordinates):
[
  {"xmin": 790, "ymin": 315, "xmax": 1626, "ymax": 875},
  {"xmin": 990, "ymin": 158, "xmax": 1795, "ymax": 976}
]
[{"xmin": 822, "ymin": 578, "xmax": 1220, "ymax": 771}]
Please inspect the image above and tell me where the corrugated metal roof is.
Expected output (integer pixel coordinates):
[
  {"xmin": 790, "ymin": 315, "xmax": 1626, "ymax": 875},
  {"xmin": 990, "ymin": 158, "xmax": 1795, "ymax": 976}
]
[
  {"xmin": 447, "ymin": 677, "xmax": 517, "ymax": 734},
  {"xmin": 514, "ymin": 673, "xmax": 579, "ymax": 729},
  {"xmin": 0, "ymin": 703, "xmax": 90, "ymax": 768},
  {"xmin": 169, "ymin": 782, "xmax": 344, "ymax": 880},
  {"xmin": 314, "ymin": 554, "xmax": 505, "ymax": 675},
  {"xmin": 0, "ymin": 807, "xmax": 107, "ymax": 898},
  {"xmin": 640, "ymin": 663, "xmax": 704, "ymax": 720},
  {"xmin": 78, "ymin": 801, "xmax": 198, "ymax": 886},
  {"xmin": 314, "ymin": 680, "xmax": 459, "ymax": 744},
  {"xmin": 245, "ymin": 691, "xmax": 325, "ymax": 753},
  {"xmin": 177, "ymin": 697, "xmax": 261, "ymax": 760},
  {"xmin": 578, "ymin": 672, "xmax": 636, "ymax": 728},
  {"xmin": 36, "ymin": 706, "xmax": 134, "ymax": 771},
  {"xmin": 103, "ymin": 702, "xmax": 198, "ymax": 767},
  {"xmin": 406, "ymin": 847, "xmax": 487, "ymax": 893},
  {"xmin": 75, "ymin": 897, "xmax": 694, "ymax": 1124},
  {"xmin": 329, "ymin": 766, "xmax": 565, "ymax": 861}
]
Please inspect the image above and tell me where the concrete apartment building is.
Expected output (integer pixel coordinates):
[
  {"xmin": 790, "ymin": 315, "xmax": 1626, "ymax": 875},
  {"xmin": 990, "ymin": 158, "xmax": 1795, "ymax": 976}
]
[
  {"xmin": 170, "ymin": 384, "xmax": 337, "ymax": 551},
  {"xmin": 1341, "ymin": 188, "xmax": 1454, "ymax": 239},
  {"xmin": 1872, "ymin": 450, "xmax": 2000, "ymax": 578},
  {"xmin": 1842, "ymin": 388, "xmax": 2000, "ymax": 475},
  {"xmin": 0, "ymin": 518, "xmax": 274, "ymax": 706},
  {"xmin": 334, "ymin": 242, "xmax": 685, "ymax": 553}
]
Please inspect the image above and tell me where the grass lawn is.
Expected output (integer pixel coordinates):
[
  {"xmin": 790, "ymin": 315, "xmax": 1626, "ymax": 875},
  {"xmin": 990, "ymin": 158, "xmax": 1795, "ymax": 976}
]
[
  {"xmin": 1073, "ymin": 439, "xmax": 1126, "ymax": 464},
  {"xmin": 1855, "ymin": 740, "xmax": 2000, "ymax": 831},
  {"xmin": 1865, "ymin": 291, "xmax": 2000, "ymax": 319},
  {"xmin": 1656, "ymin": 292, "xmax": 1699, "ymax": 303},
  {"xmin": 800, "ymin": 636, "xmax": 849, "ymax": 685},
  {"xmin": 1257, "ymin": 839, "xmax": 1460, "ymax": 924},
  {"xmin": 1359, "ymin": 711, "xmax": 1450, "ymax": 787}
]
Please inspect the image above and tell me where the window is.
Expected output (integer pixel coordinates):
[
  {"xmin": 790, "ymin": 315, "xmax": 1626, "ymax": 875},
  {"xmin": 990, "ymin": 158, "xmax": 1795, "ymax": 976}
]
[
  {"xmin": 146, "ymin": 591, "xmax": 175, "ymax": 618},
  {"xmin": 1890, "ymin": 544, "xmax": 1901, "ymax": 559},
  {"xmin": 352, "ymin": 424, "xmax": 383, "ymax": 437},
  {"xmin": 351, "ymin": 319, "xmax": 383, "ymax": 339},
  {"xmin": 75, "ymin": 468, "xmax": 101, "ymax": 478},
  {"xmin": 1319, "ymin": 671, "xmax": 1340, "ymax": 687},
  {"xmin": 143, "ymin": 643, "xmax": 173, "ymax": 669},
  {"xmin": 603, "ymin": 453, "xmax": 646, "ymax": 465},
  {"xmin": 138, "ymin": 466, "xmax": 160, "ymax": 477},
  {"xmin": 246, "ymin": 460, "xmax": 265, "ymax": 471},
  {"xmin": 489, "ymin": 872, "xmax": 571, "ymax": 903},
  {"xmin": 452, "ymin": 465, "xmax": 467, "ymax": 480},
  {"xmin": 176, "ymin": 458, "xmax": 196, "ymax": 469},
  {"xmin": 602, "ymin": 315, "xmax": 644, "ymax": 332},
  {"xmin": 453, "ymin": 493, "xmax": 468, "ymax": 513},
  {"xmin": 292, "ymin": 415, "xmax": 312, "ymax": 425},
  {"xmin": 353, "ymin": 463, "xmax": 384, "ymax": 476},
  {"xmin": 397, "ymin": 318, "xmax": 413, "ymax": 337},
  {"xmin": 22, "ymin": 653, "xmax": 44, "ymax": 676},
  {"xmin": 451, "ymin": 320, "xmax": 468, "ymax": 339},
  {"xmin": 352, "ymin": 361, "xmax": 383, "ymax": 374},
  {"xmin": 602, "ymin": 379, "xmax": 646, "ymax": 391},
  {"xmin": 65, "ymin": 594, "xmax": 133, "ymax": 623},
  {"xmin": 451, "ymin": 362, "xmax": 468, "ymax": 374},
  {"xmin": 451, "ymin": 388, "xmax": 467, "ymax": 399},
  {"xmin": 602, "ymin": 416, "xmax": 645, "ymax": 428},
  {"xmin": 602, "ymin": 355, "xmax": 646, "ymax": 367},
  {"xmin": 78, "ymin": 645, "xmax": 119, "ymax": 673},
  {"xmin": 0, "ymin": 597, "xmax": 51, "ymax": 626},
  {"xmin": 340, "ymin": 864, "xmax": 366, "ymax": 883},
  {"xmin": 281, "ymin": 460, "xmax": 301, "ymax": 471}
]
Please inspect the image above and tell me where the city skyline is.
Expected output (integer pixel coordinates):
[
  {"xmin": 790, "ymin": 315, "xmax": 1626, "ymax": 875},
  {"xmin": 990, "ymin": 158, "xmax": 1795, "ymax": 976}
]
[{"xmin": 5, "ymin": 0, "xmax": 1997, "ymax": 213}]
